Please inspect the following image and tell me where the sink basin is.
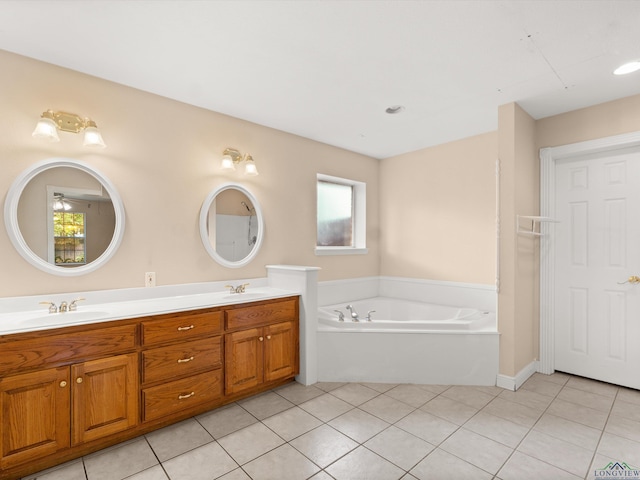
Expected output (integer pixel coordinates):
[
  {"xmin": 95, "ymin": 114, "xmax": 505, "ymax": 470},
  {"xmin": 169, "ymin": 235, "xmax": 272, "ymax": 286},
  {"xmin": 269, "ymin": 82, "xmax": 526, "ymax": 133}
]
[
  {"xmin": 18, "ymin": 310, "xmax": 110, "ymax": 326},
  {"xmin": 221, "ymin": 293, "xmax": 264, "ymax": 301}
]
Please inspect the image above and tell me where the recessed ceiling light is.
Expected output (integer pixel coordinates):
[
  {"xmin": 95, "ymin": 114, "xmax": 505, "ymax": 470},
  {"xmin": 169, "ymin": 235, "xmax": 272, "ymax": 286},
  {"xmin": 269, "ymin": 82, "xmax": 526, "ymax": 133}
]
[
  {"xmin": 614, "ymin": 61, "xmax": 640, "ymax": 75},
  {"xmin": 385, "ymin": 105, "xmax": 405, "ymax": 114}
]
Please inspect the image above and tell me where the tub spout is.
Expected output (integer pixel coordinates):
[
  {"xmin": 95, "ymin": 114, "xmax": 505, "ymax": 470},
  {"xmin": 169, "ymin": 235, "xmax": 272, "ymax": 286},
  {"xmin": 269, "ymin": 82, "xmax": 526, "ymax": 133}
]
[
  {"xmin": 333, "ymin": 310, "xmax": 345, "ymax": 321},
  {"xmin": 346, "ymin": 305, "xmax": 359, "ymax": 322},
  {"xmin": 366, "ymin": 310, "xmax": 376, "ymax": 322}
]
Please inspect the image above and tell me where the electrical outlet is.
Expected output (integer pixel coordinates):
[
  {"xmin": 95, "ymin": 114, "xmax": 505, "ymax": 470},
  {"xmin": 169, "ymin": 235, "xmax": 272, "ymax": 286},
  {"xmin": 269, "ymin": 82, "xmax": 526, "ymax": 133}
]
[{"xmin": 145, "ymin": 272, "xmax": 156, "ymax": 287}]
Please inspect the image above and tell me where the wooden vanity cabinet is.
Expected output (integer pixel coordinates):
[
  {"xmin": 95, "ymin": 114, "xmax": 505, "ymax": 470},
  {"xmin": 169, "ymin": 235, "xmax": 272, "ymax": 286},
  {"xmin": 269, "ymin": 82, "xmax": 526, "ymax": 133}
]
[
  {"xmin": 225, "ymin": 298, "xmax": 299, "ymax": 395},
  {"xmin": 0, "ymin": 295, "xmax": 299, "ymax": 480},
  {"xmin": 140, "ymin": 308, "xmax": 224, "ymax": 422},
  {"xmin": 0, "ymin": 324, "xmax": 138, "ymax": 472}
]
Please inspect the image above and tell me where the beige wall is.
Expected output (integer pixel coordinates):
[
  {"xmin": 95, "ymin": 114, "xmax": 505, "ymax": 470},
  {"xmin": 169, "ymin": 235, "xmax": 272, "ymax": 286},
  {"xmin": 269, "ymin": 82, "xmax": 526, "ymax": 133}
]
[
  {"xmin": 379, "ymin": 132, "xmax": 498, "ymax": 284},
  {"xmin": 498, "ymin": 103, "xmax": 538, "ymax": 377},
  {"xmin": 4, "ymin": 49, "xmax": 640, "ymax": 383},
  {"xmin": 0, "ymin": 50, "xmax": 380, "ymax": 297},
  {"xmin": 497, "ymin": 95, "xmax": 640, "ymax": 378},
  {"xmin": 537, "ymin": 94, "xmax": 640, "ymax": 150}
]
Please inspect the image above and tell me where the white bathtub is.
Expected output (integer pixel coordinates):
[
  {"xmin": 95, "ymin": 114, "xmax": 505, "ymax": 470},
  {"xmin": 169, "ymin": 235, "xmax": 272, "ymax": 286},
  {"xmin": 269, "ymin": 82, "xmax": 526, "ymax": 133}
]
[
  {"xmin": 317, "ymin": 296, "xmax": 499, "ymax": 385},
  {"xmin": 318, "ymin": 297, "xmax": 495, "ymax": 332}
]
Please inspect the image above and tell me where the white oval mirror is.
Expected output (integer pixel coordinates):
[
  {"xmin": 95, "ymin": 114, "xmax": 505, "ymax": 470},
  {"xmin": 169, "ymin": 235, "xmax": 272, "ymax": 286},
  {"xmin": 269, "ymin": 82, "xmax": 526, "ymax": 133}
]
[
  {"xmin": 4, "ymin": 158, "xmax": 125, "ymax": 276},
  {"xmin": 199, "ymin": 183, "xmax": 263, "ymax": 268}
]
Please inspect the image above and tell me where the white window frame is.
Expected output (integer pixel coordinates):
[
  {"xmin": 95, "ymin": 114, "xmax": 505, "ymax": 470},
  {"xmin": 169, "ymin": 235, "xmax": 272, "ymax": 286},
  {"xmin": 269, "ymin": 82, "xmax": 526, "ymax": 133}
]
[{"xmin": 315, "ymin": 173, "xmax": 367, "ymax": 256}]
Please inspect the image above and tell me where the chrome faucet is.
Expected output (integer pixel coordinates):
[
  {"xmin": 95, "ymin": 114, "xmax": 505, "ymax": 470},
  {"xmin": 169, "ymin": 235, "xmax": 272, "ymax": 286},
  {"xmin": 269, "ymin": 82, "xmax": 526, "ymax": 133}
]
[
  {"xmin": 225, "ymin": 283, "xmax": 249, "ymax": 294},
  {"xmin": 365, "ymin": 310, "xmax": 376, "ymax": 322},
  {"xmin": 333, "ymin": 310, "xmax": 345, "ymax": 321},
  {"xmin": 345, "ymin": 305, "xmax": 359, "ymax": 322}
]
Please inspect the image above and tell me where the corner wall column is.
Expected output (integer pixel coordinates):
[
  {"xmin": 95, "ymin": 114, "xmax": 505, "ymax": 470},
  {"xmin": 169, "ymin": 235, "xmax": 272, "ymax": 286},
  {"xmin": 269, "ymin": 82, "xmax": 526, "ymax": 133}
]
[{"xmin": 266, "ymin": 265, "xmax": 320, "ymax": 386}]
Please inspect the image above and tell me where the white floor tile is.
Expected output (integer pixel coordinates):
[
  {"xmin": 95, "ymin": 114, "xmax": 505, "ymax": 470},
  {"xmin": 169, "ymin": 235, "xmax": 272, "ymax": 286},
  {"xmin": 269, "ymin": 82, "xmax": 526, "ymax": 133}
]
[
  {"xmin": 410, "ymin": 448, "xmax": 493, "ymax": 480},
  {"xmin": 161, "ymin": 441, "xmax": 237, "ymax": 480},
  {"xmin": 243, "ymin": 444, "xmax": 321, "ymax": 480},
  {"xmin": 289, "ymin": 424, "xmax": 358, "ymax": 468},
  {"xmin": 365, "ymin": 425, "xmax": 435, "ymax": 470},
  {"xmin": 326, "ymin": 446, "xmax": 405, "ymax": 480},
  {"xmin": 439, "ymin": 428, "xmax": 513, "ymax": 474},
  {"xmin": 217, "ymin": 422, "xmax": 284, "ymax": 465},
  {"xmin": 517, "ymin": 430, "xmax": 593, "ymax": 477}
]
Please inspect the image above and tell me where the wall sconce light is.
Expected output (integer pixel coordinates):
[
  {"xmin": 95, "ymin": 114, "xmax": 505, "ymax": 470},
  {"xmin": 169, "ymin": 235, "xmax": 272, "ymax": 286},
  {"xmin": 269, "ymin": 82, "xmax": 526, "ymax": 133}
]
[
  {"xmin": 32, "ymin": 110, "xmax": 106, "ymax": 148},
  {"xmin": 220, "ymin": 148, "xmax": 259, "ymax": 176}
]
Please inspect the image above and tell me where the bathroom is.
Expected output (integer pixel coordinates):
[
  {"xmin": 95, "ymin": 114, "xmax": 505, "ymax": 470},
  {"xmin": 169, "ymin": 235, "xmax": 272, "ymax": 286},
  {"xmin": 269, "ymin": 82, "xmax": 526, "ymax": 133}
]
[{"xmin": 2, "ymin": 47, "xmax": 640, "ymax": 389}]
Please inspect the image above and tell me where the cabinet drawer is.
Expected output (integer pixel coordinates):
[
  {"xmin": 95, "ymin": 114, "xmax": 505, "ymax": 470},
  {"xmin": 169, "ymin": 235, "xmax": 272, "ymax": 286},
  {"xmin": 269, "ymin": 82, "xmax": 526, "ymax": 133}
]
[
  {"xmin": 142, "ymin": 336, "xmax": 222, "ymax": 384},
  {"xmin": 0, "ymin": 324, "xmax": 137, "ymax": 375},
  {"xmin": 142, "ymin": 369, "xmax": 222, "ymax": 422},
  {"xmin": 225, "ymin": 298, "xmax": 298, "ymax": 331},
  {"xmin": 141, "ymin": 310, "xmax": 221, "ymax": 346}
]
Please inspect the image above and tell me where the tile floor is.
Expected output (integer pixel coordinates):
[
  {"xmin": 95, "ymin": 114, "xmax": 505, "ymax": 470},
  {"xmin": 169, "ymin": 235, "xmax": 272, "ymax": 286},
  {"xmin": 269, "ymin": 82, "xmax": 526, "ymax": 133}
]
[{"xmin": 23, "ymin": 372, "xmax": 640, "ymax": 480}]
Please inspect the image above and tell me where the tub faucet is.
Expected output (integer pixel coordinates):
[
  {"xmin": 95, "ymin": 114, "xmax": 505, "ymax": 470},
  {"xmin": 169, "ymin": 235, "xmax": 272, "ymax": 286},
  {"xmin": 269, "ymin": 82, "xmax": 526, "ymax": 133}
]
[
  {"xmin": 333, "ymin": 310, "xmax": 345, "ymax": 321},
  {"xmin": 366, "ymin": 310, "xmax": 376, "ymax": 322},
  {"xmin": 345, "ymin": 305, "xmax": 359, "ymax": 322},
  {"xmin": 59, "ymin": 301, "xmax": 68, "ymax": 313}
]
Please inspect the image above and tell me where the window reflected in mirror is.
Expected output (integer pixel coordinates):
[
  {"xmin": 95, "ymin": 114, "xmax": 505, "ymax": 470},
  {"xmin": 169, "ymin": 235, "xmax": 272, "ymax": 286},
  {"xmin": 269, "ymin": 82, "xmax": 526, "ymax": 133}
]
[{"xmin": 17, "ymin": 167, "xmax": 116, "ymax": 268}]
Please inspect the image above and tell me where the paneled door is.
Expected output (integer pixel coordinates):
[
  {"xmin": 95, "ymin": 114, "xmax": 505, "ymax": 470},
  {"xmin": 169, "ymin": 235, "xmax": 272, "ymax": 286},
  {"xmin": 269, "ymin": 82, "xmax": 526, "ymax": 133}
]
[{"xmin": 554, "ymin": 148, "xmax": 640, "ymax": 389}]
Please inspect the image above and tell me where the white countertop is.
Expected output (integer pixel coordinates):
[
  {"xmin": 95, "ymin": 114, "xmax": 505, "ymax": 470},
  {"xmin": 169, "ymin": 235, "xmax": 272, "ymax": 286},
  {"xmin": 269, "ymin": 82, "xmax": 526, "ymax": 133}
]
[{"xmin": 0, "ymin": 287, "xmax": 298, "ymax": 335}]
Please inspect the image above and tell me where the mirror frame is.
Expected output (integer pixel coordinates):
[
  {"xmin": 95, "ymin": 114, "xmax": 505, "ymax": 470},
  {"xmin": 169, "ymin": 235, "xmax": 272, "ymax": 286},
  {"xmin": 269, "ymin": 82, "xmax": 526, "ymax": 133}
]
[
  {"xmin": 199, "ymin": 183, "xmax": 264, "ymax": 268},
  {"xmin": 4, "ymin": 158, "xmax": 126, "ymax": 276}
]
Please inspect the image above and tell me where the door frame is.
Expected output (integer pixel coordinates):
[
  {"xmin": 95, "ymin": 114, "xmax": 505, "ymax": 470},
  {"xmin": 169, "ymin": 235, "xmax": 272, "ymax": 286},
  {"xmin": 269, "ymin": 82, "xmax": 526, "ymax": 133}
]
[{"xmin": 539, "ymin": 130, "xmax": 640, "ymax": 375}]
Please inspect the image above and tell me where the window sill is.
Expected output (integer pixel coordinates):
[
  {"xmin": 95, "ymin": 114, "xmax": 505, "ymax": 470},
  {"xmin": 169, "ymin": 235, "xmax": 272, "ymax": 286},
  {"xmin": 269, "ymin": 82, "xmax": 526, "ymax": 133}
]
[{"xmin": 315, "ymin": 247, "xmax": 368, "ymax": 256}]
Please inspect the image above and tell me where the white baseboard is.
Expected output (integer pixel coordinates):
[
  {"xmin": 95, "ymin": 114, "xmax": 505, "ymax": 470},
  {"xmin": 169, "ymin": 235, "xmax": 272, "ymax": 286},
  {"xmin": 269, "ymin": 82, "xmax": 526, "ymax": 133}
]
[{"xmin": 496, "ymin": 360, "xmax": 538, "ymax": 391}]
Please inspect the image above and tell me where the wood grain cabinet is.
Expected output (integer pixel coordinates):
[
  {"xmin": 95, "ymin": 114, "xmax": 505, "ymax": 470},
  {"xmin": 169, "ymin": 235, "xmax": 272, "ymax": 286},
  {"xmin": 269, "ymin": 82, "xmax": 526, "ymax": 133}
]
[
  {"xmin": 0, "ymin": 326, "xmax": 138, "ymax": 472},
  {"xmin": 0, "ymin": 295, "xmax": 299, "ymax": 480},
  {"xmin": 225, "ymin": 298, "xmax": 299, "ymax": 395},
  {"xmin": 140, "ymin": 308, "xmax": 224, "ymax": 422}
]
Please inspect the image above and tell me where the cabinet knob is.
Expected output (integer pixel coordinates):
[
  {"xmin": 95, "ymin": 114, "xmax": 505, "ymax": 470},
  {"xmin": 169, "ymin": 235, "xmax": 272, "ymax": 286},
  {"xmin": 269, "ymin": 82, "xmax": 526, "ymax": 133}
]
[
  {"xmin": 266, "ymin": 335, "xmax": 272, "ymax": 340},
  {"xmin": 177, "ymin": 356, "xmax": 195, "ymax": 364},
  {"xmin": 59, "ymin": 381, "xmax": 67, "ymax": 388},
  {"xmin": 76, "ymin": 377, "xmax": 83, "ymax": 384},
  {"xmin": 177, "ymin": 325, "xmax": 195, "ymax": 331},
  {"xmin": 259, "ymin": 336, "xmax": 264, "ymax": 342},
  {"xmin": 178, "ymin": 391, "xmax": 195, "ymax": 400}
]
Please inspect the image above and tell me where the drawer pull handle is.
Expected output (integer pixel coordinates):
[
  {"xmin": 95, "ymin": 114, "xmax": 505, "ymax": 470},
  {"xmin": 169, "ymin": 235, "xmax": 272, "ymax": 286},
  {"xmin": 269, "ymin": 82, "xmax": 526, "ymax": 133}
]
[
  {"xmin": 259, "ymin": 336, "xmax": 264, "ymax": 342},
  {"xmin": 177, "ymin": 356, "xmax": 195, "ymax": 364},
  {"xmin": 76, "ymin": 377, "xmax": 83, "ymax": 384},
  {"xmin": 177, "ymin": 325, "xmax": 195, "ymax": 331},
  {"xmin": 266, "ymin": 335, "xmax": 272, "ymax": 340},
  {"xmin": 59, "ymin": 381, "xmax": 67, "ymax": 388},
  {"xmin": 178, "ymin": 391, "xmax": 195, "ymax": 400}
]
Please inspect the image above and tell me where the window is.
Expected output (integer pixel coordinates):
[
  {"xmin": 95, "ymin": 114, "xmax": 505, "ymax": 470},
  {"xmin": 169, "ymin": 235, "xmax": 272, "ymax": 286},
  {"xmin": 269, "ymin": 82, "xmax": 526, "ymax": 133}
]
[
  {"xmin": 53, "ymin": 212, "xmax": 86, "ymax": 265},
  {"xmin": 316, "ymin": 174, "xmax": 367, "ymax": 255}
]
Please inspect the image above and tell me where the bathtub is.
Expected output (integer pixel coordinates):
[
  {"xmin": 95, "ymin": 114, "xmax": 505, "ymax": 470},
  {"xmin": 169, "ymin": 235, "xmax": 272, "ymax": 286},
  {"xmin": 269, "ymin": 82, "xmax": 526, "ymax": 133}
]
[
  {"xmin": 318, "ymin": 297, "xmax": 494, "ymax": 332},
  {"xmin": 317, "ymin": 296, "xmax": 499, "ymax": 385}
]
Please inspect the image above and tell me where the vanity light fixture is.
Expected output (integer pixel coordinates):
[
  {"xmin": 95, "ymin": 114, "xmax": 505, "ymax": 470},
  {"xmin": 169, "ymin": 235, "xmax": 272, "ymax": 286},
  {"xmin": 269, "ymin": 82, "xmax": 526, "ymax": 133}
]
[
  {"xmin": 32, "ymin": 110, "xmax": 106, "ymax": 148},
  {"xmin": 220, "ymin": 148, "xmax": 259, "ymax": 176}
]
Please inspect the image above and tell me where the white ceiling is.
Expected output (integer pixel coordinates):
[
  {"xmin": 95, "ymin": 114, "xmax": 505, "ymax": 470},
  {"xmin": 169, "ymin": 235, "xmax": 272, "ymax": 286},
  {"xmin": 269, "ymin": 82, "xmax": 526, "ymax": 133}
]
[{"xmin": 1, "ymin": 1, "xmax": 639, "ymax": 159}]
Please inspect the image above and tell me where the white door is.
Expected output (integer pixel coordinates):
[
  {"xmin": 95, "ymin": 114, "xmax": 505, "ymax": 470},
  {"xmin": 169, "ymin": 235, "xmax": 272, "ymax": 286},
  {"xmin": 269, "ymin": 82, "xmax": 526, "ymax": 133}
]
[{"xmin": 554, "ymin": 148, "xmax": 640, "ymax": 389}]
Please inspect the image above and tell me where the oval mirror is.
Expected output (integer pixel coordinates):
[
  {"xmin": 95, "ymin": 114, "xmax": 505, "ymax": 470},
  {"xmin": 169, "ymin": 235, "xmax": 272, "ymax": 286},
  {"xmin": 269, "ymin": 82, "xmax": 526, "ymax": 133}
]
[
  {"xmin": 199, "ymin": 184, "xmax": 263, "ymax": 268},
  {"xmin": 3, "ymin": 158, "xmax": 125, "ymax": 276}
]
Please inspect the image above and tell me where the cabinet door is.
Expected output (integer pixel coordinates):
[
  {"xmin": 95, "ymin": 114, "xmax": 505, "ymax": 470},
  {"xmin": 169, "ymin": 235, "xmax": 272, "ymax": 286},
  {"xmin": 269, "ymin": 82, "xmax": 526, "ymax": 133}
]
[
  {"xmin": 0, "ymin": 367, "xmax": 70, "ymax": 470},
  {"xmin": 71, "ymin": 353, "xmax": 138, "ymax": 445},
  {"xmin": 263, "ymin": 321, "xmax": 297, "ymax": 383},
  {"xmin": 225, "ymin": 328, "xmax": 263, "ymax": 395}
]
